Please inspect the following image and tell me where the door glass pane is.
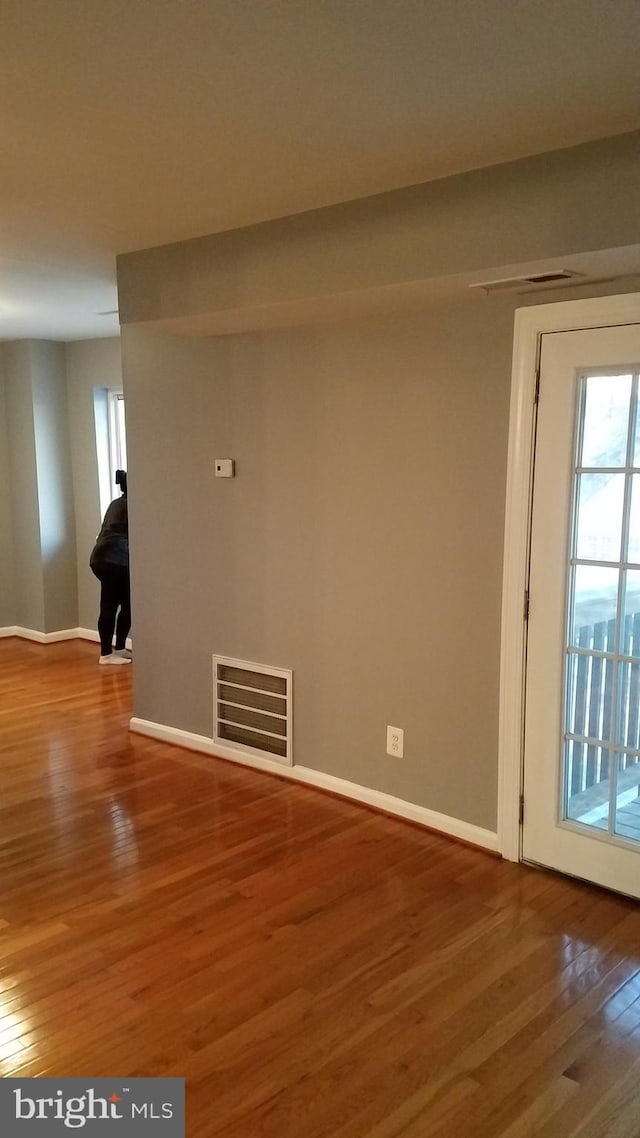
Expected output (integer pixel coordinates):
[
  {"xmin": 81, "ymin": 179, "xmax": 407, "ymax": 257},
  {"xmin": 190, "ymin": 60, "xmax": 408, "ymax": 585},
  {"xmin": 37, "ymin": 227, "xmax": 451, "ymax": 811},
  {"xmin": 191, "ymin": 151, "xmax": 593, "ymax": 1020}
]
[
  {"xmin": 622, "ymin": 570, "xmax": 640, "ymax": 657},
  {"xmin": 633, "ymin": 398, "xmax": 640, "ymax": 467},
  {"xmin": 569, "ymin": 565, "xmax": 618, "ymax": 649},
  {"xmin": 627, "ymin": 476, "xmax": 640, "ymax": 563},
  {"xmin": 616, "ymin": 661, "xmax": 640, "ymax": 751},
  {"xmin": 562, "ymin": 371, "xmax": 640, "ymax": 846},
  {"xmin": 575, "ymin": 473, "xmax": 625, "ymax": 561},
  {"xmin": 565, "ymin": 740, "xmax": 610, "ymax": 830},
  {"xmin": 614, "ymin": 754, "xmax": 640, "ymax": 842},
  {"xmin": 581, "ymin": 374, "xmax": 631, "ymax": 468},
  {"xmin": 566, "ymin": 649, "xmax": 615, "ymax": 744}
]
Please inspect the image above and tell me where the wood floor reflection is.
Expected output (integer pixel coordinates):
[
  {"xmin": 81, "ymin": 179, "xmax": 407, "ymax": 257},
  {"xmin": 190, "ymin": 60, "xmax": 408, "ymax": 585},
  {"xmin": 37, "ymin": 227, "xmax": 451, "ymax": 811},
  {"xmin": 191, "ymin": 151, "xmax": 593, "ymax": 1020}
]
[{"xmin": 1, "ymin": 637, "xmax": 640, "ymax": 1137}]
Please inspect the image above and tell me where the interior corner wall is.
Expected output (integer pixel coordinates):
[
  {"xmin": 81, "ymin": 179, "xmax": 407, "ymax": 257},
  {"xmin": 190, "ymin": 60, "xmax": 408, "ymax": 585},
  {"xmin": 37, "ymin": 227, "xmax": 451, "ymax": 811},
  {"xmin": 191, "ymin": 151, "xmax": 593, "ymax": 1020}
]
[
  {"xmin": 65, "ymin": 338, "xmax": 123, "ymax": 631},
  {"xmin": 30, "ymin": 341, "xmax": 78, "ymax": 632},
  {"xmin": 0, "ymin": 349, "xmax": 16, "ymax": 626},
  {"xmin": 2, "ymin": 341, "xmax": 45, "ymax": 631},
  {"xmin": 122, "ymin": 296, "xmax": 519, "ymax": 833}
]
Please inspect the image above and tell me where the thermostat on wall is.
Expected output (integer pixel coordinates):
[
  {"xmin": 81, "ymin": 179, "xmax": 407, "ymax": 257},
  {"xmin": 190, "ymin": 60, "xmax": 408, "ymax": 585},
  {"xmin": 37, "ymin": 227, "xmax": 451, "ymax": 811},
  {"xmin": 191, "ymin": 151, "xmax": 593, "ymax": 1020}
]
[{"xmin": 215, "ymin": 458, "xmax": 235, "ymax": 478}]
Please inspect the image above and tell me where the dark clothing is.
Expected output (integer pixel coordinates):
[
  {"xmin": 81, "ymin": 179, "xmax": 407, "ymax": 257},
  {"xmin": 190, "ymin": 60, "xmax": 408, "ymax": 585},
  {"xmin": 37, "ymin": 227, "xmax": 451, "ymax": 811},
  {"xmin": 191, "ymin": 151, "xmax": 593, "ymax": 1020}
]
[
  {"xmin": 90, "ymin": 495, "xmax": 130, "ymax": 655},
  {"xmin": 93, "ymin": 564, "xmax": 131, "ymax": 655},
  {"xmin": 90, "ymin": 496, "xmax": 128, "ymax": 570}
]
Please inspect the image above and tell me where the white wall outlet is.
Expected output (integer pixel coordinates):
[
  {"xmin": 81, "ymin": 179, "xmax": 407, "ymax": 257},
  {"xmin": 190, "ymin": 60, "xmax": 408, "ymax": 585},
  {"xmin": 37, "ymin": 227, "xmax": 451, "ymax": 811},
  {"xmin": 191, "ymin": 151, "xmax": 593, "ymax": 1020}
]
[
  {"xmin": 386, "ymin": 726, "xmax": 404, "ymax": 758},
  {"xmin": 215, "ymin": 458, "xmax": 235, "ymax": 478}
]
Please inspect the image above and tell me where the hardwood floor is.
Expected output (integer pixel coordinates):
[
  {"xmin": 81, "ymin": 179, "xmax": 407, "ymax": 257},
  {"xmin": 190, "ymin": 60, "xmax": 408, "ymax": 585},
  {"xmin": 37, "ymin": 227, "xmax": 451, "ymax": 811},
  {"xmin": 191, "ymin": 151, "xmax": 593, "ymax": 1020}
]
[{"xmin": 1, "ymin": 638, "xmax": 640, "ymax": 1136}]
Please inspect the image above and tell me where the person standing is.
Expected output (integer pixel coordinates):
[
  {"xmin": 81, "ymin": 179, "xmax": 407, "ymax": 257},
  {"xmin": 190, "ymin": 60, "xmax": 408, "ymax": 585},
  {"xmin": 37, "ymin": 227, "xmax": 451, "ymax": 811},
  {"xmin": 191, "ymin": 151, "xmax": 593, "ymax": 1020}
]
[{"xmin": 90, "ymin": 472, "xmax": 132, "ymax": 665}]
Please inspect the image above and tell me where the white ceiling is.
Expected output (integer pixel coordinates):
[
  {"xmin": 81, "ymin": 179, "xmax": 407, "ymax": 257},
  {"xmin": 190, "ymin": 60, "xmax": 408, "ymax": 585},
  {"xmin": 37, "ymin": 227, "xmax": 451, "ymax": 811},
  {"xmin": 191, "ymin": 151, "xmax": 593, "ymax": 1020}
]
[{"xmin": 0, "ymin": 0, "xmax": 637, "ymax": 341}]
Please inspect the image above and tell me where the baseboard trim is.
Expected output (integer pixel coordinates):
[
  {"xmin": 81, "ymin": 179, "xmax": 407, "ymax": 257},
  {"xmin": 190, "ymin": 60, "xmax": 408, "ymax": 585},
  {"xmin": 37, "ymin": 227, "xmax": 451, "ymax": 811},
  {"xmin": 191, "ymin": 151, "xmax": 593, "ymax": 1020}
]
[
  {"xmin": 130, "ymin": 716, "xmax": 500, "ymax": 854},
  {"xmin": 3, "ymin": 626, "xmax": 81, "ymax": 643},
  {"xmin": 1, "ymin": 627, "xmax": 132, "ymax": 649}
]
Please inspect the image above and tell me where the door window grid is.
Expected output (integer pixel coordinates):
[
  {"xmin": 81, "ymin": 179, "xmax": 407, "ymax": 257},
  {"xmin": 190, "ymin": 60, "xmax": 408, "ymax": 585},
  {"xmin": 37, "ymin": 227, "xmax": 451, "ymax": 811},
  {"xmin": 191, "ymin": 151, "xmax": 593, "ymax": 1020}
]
[{"xmin": 563, "ymin": 369, "xmax": 640, "ymax": 844}]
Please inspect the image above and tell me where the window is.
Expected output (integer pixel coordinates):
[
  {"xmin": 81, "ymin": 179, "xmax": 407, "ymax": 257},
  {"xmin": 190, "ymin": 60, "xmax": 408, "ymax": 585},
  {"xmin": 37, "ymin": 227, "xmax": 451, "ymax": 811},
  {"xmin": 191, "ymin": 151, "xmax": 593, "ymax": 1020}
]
[
  {"xmin": 108, "ymin": 390, "xmax": 127, "ymax": 487},
  {"xmin": 95, "ymin": 389, "xmax": 127, "ymax": 518}
]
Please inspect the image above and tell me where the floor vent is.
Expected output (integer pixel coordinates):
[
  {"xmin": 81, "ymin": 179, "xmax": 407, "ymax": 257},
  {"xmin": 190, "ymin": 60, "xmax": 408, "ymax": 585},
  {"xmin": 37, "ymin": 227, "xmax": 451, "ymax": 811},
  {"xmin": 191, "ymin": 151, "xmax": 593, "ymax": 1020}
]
[{"xmin": 213, "ymin": 656, "xmax": 293, "ymax": 766}]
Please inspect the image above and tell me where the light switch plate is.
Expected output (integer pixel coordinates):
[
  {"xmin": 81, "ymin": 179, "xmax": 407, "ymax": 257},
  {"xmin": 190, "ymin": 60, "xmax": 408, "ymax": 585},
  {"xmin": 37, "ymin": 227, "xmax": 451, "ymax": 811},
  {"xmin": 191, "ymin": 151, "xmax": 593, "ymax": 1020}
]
[{"xmin": 215, "ymin": 459, "xmax": 235, "ymax": 478}]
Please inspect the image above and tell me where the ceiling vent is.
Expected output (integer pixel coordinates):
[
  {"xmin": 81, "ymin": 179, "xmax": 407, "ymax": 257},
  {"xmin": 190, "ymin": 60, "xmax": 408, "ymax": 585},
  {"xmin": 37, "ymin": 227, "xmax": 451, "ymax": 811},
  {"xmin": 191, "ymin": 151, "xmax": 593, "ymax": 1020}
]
[
  {"xmin": 469, "ymin": 270, "xmax": 584, "ymax": 294},
  {"xmin": 213, "ymin": 656, "xmax": 293, "ymax": 766}
]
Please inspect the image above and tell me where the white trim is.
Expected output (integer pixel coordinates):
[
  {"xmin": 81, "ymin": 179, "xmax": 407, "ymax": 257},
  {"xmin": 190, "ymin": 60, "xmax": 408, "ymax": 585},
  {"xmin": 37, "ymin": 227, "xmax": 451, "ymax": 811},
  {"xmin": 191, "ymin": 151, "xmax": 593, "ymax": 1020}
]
[
  {"xmin": 6, "ymin": 626, "xmax": 84, "ymax": 643},
  {"xmin": 0, "ymin": 627, "xmax": 132, "ymax": 648},
  {"xmin": 499, "ymin": 293, "xmax": 640, "ymax": 861},
  {"xmin": 130, "ymin": 716, "xmax": 499, "ymax": 853}
]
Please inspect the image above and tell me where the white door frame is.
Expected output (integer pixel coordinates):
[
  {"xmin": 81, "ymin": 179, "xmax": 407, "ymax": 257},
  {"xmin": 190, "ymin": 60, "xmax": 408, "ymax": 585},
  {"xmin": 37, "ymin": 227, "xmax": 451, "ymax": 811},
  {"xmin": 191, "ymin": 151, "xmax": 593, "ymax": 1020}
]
[{"xmin": 498, "ymin": 292, "xmax": 640, "ymax": 861}]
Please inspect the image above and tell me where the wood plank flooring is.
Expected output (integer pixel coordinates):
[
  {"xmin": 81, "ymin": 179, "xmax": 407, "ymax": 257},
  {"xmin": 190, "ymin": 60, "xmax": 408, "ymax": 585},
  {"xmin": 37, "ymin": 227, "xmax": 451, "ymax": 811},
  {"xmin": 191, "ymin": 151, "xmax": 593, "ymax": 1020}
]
[{"xmin": 1, "ymin": 637, "xmax": 640, "ymax": 1136}]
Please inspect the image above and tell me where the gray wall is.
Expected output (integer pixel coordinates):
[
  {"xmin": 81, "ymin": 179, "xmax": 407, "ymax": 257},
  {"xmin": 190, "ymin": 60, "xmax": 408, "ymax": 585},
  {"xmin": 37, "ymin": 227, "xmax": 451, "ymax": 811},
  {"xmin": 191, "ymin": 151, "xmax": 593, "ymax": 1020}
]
[
  {"xmin": 122, "ymin": 298, "xmax": 515, "ymax": 831},
  {"xmin": 0, "ymin": 337, "xmax": 120, "ymax": 634},
  {"xmin": 31, "ymin": 341, "xmax": 78, "ymax": 632},
  {"xmin": 0, "ymin": 351, "xmax": 16, "ymax": 626},
  {"xmin": 66, "ymin": 338, "xmax": 123, "ymax": 630},
  {"xmin": 118, "ymin": 130, "xmax": 640, "ymax": 835},
  {"xmin": 2, "ymin": 342, "xmax": 45, "ymax": 631},
  {"xmin": 118, "ymin": 131, "xmax": 640, "ymax": 329}
]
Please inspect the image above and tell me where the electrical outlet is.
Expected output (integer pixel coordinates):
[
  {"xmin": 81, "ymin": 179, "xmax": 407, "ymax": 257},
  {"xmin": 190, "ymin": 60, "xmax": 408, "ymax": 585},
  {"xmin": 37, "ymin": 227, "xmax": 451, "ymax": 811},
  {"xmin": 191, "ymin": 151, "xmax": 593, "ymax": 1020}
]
[{"xmin": 386, "ymin": 726, "xmax": 404, "ymax": 758}]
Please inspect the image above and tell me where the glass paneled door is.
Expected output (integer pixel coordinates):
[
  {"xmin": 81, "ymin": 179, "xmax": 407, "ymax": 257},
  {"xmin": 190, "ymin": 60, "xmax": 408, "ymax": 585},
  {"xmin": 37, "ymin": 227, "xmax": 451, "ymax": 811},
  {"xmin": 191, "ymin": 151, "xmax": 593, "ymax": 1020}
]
[{"xmin": 523, "ymin": 323, "xmax": 640, "ymax": 898}]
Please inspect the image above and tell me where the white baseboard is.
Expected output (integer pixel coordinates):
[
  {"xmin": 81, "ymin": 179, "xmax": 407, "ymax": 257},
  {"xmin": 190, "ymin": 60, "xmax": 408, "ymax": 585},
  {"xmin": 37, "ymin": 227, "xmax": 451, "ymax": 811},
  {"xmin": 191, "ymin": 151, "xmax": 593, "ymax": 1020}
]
[
  {"xmin": 3, "ymin": 626, "xmax": 81, "ymax": 643},
  {"xmin": 130, "ymin": 716, "xmax": 500, "ymax": 854},
  {"xmin": 0, "ymin": 627, "xmax": 132, "ymax": 649}
]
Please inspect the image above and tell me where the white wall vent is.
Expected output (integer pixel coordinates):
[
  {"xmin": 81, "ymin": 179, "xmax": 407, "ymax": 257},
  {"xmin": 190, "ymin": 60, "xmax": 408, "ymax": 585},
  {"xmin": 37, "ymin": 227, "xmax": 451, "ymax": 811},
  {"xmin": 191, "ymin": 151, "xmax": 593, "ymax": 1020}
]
[
  {"xmin": 213, "ymin": 656, "xmax": 293, "ymax": 766},
  {"xmin": 469, "ymin": 270, "xmax": 584, "ymax": 294}
]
